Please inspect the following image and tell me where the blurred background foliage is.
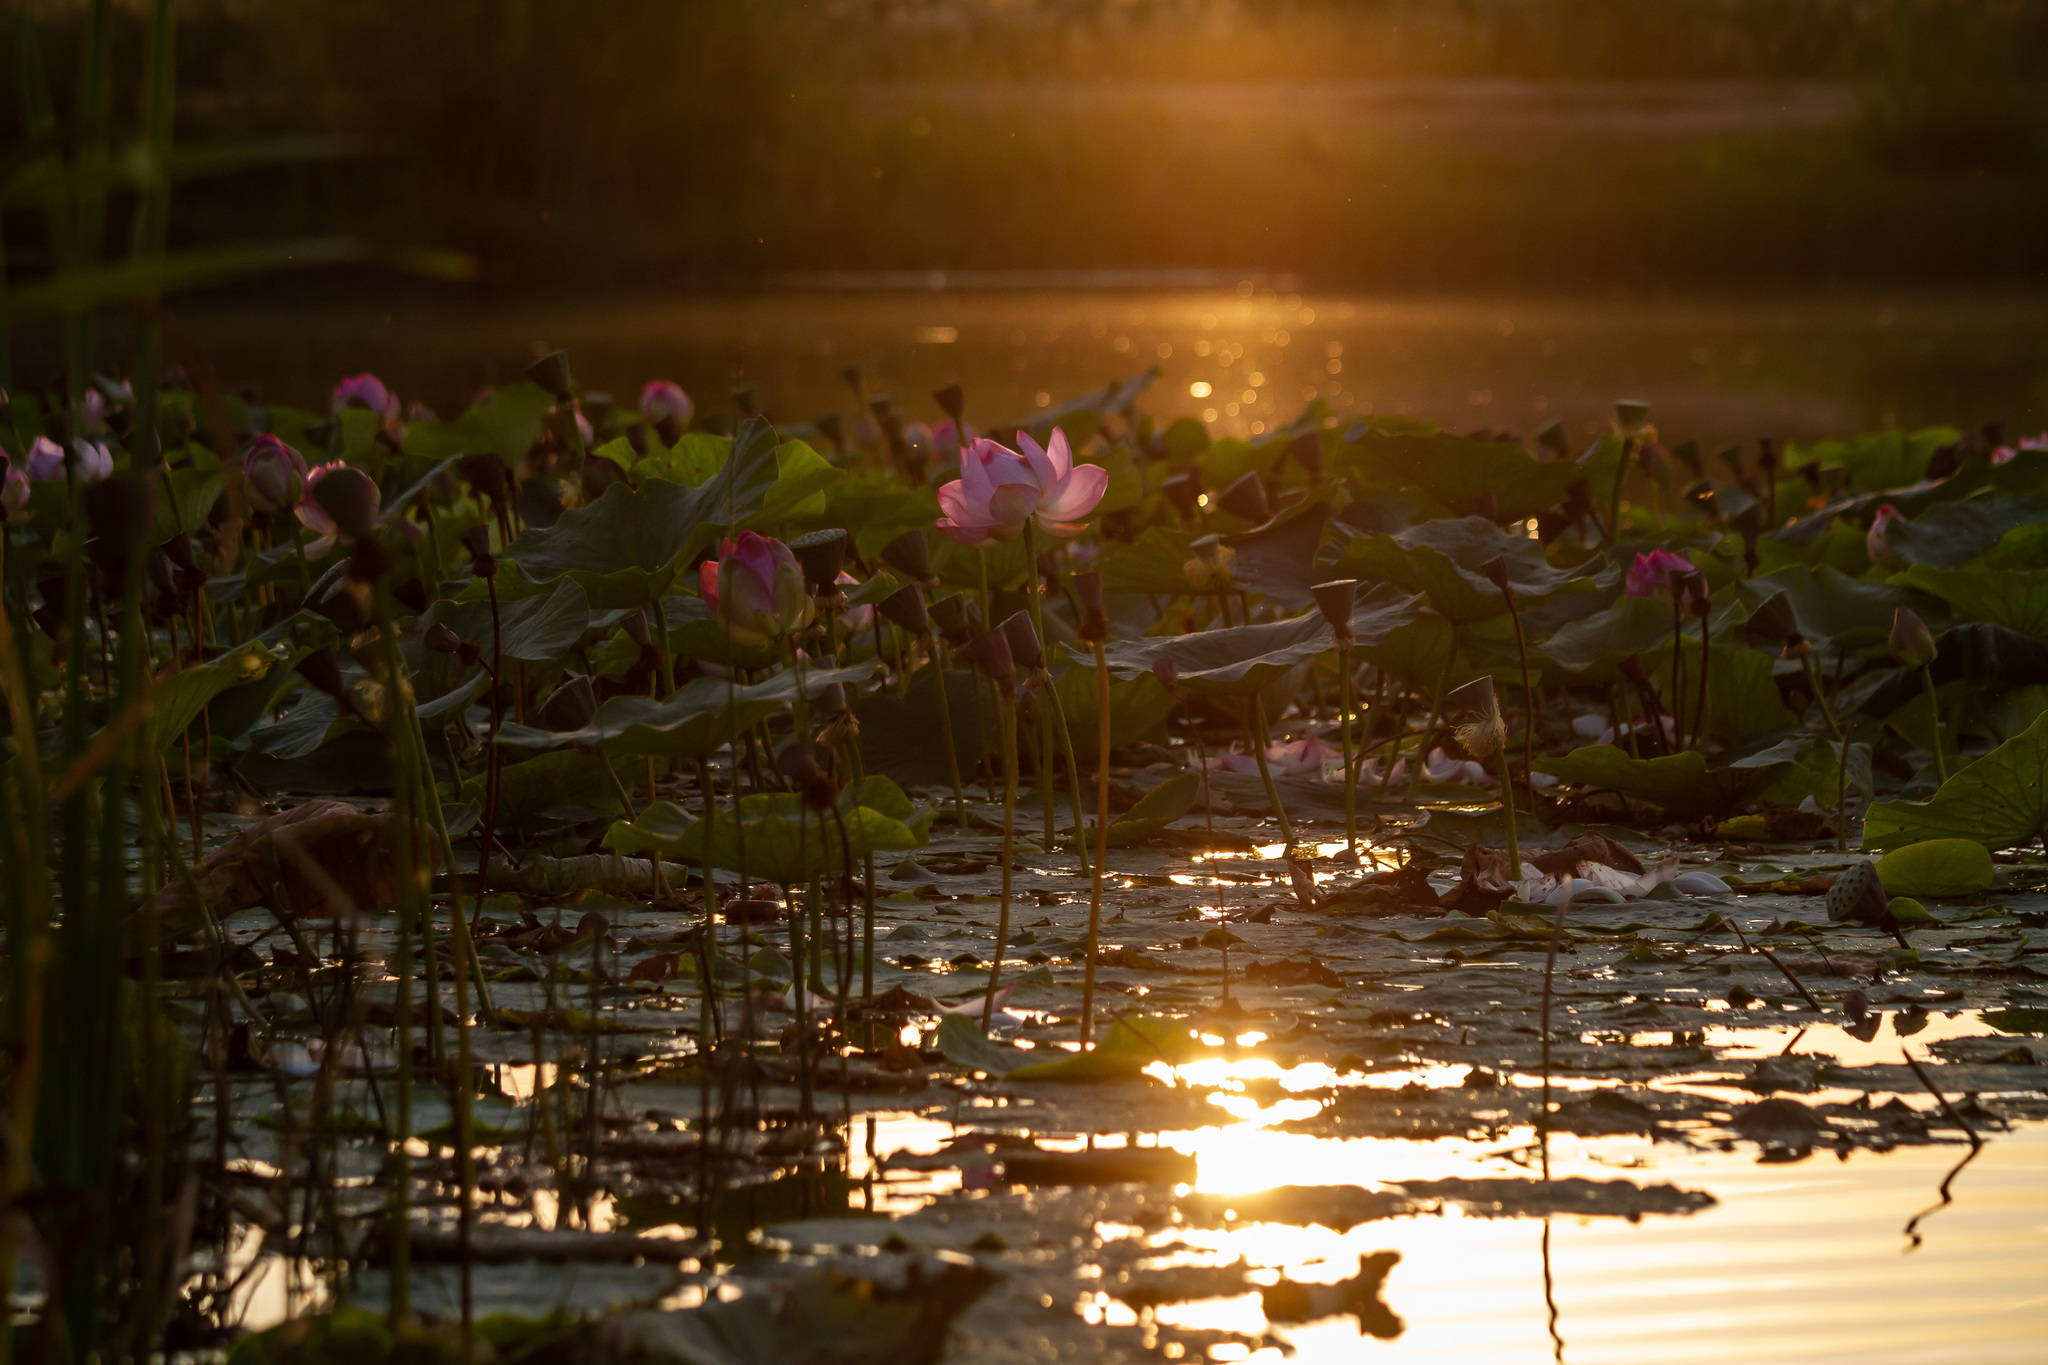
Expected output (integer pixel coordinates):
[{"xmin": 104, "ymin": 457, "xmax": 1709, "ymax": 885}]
[{"xmin": 3, "ymin": 0, "xmax": 2047, "ymax": 299}]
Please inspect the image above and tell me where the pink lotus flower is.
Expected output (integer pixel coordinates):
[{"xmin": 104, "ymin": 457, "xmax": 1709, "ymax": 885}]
[
  {"xmin": 699, "ymin": 532, "xmax": 815, "ymax": 648},
  {"xmin": 24, "ymin": 436, "xmax": 67, "ymax": 481},
  {"xmin": 243, "ymin": 435, "xmax": 309, "ymax": 515},
  {"xmin": 935, "ymin": 429, "xmax": 1108, "ymax": 547},
  {"xmin": 836, "ymin": 571, "xmax": 874, "ymax": 632},
  {"xmin": 2, "ymin": 460, "xmax": 28, "ymax": 521},
  {"xmin": 1206, "ymin": 735, "xmax": 1341, "ymax": 778},
  {"xmin": 1867, "ymin": 503, "xmax": 1908, "ymax": 572},
  {"xmin": 332, "ymin": 372, "xmax": 400, "ymax": 422},
  {"xmin": 575, "ymin": 410, "xmax": 594, "ymax": 447},
  {"xmin": 640, "ymin": 381, "xmax": 693, "ymax": 426},
  {"xmin": 1625, "ymin": 548, "xmax": 1692, "ymax": 598},
  {"xmin": 1991, "ymin": 433, "xmax": 2048, "ymax": 465},
  {"xmin": 294, "ymin": 461, "xmax": 352, "ymax": 556}
]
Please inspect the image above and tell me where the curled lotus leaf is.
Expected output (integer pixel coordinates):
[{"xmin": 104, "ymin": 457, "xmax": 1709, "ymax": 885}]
[
  {"xmin": 1100, "ymin": 584, "xmax": 1419, "ymax": 698},
  {"xmin": 1863, "ymin": 709, "xmax": 2048, "ymax": 852},
  {"xmin": 1535, "ymin": 745, "xmax": 1797, "ymax": 822}
]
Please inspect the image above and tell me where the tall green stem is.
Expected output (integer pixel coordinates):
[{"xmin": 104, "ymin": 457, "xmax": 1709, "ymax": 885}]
[
  {"xmin": 1020, "ymin": 522, "xmax": 1090, "ymax": 871},
  {"xmin": 1919, "ymin": 664, "xmax": 1949, "ymax": 785},
  {"xmin": 1335, "ymin": 654, "xmax": 1358, "ymax": 854},
  {"xmin": 1248, "ymin": 695, "xmax": 1295, "ymax": 848},
  {"xmin": 984, "ymin": 695, "xmax": 1018, "ymax": 1032},
  {"xmin": 1083, "ymin": 642, "xmax": 1112, "ymax": 1046}
]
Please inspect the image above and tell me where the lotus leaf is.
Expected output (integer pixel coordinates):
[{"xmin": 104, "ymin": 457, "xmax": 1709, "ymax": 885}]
[
  {"xmin": 1320, "ymin": 516, "xmax": 1589, "ymax": 622},
  {"xmin": 603, "ymin": 774, "xmax": 933, "ymax": 883},
  {"xmin": 1753, "ymin": 565, "xmax": 1947, "ymax": 649},
  {"xmin": 1004, "ymin": 1013, "xmax": 1202, "ymax": 1081},
  {"xmin": 146, "ymin": 644, "xmax": 277, "ymax": 760},
  {"xmin": 1874, "ymin": 838, "xmax": 1994, "ymax": 897},
  {"xmin": 1895, "ymin": 564, "xmax": 2048, "ymax": 643},
  {"xmin": 1337, "ymin": 431, "xmax": 1593, "ymax": 523},
  {"xmin": 400, "ymin": 382, "xmax": 555, "ymax": 464},
  {"xmin": 1099, "ymin": 772, "xmax": 1201, "ymax": 846},
  {"xmin": 1863, "ymin": 709, "xmax": 2048, "ymax": 851},
  {"xmin": 1786, "ymin": 426, "xmax": 1957, "ymax": 495},
  {"xmin": 1535, "ymin": 745, "xmax": 1796, "ymax": 821},
  {"xmin": 1100, "ymin": 584, "xmax": 1419, "ymax": 697},
  {"xmin": 1879, "ymin": 493, "xmax": 2048, "ymax": 569}
]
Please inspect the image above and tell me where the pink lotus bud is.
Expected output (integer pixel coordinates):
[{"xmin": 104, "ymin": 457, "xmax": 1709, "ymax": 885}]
[
  {"xmin": 1867, "ymin": 504, "xmax": 1909, "ymax": 572},
  {"xmin": 24, "ymin": 436, "xmax": 67, "ymax": 482},
  {"xmin": 1890, "ymin": 607, "xmax": 1936, "ymax": 669},
  {"xmin": 1625, "ymin": 548, "xmax": 1692, "ymax": 598},
  {"xmin": 331, "ymin": 372, "xmax": 399, "ymax": 422},
  {"xmin": 1, "ymin": 458, "xmax": 28, "ymax": 520},
  {"xmin": 934, "ymin": 428, "xmax": 1107, "ymax": 547},
  {"xmin": 243, "ymin": 435, "xmax": 309, "ymax": 514},
  {"xmin": 698, "ymin": 532, "xmax": 815, "ymax": 647},
  {"xmin": 1152, "ymin": 656, "xmax": 1180, "ymax": 693},
  {"xmin": 639, "ymin": 380, "xmax": 693, "ymax": 427},
  {"xmin": 70, "ymin": 439, "xmax": 113, "ymax": 484}
]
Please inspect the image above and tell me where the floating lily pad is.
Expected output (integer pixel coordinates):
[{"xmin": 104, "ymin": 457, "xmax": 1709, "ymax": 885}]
[{"xmin": 1874, "ymin": 838, "xmax": 1995, "ymax": 897}]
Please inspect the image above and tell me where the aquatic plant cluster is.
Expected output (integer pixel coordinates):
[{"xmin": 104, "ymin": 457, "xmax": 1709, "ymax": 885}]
[{"xmin": 4, "ymin": 341, "xmax": 2047, "ymax": 1359}]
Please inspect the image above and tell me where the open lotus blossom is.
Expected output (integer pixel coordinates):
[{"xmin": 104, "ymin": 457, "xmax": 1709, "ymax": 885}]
[
  {"xmin": 243, "ymin": 435, "xmax": 309, "ymax": 515},
  {"xmin": 1625, "ymin": 548, "xmax": 1692, "ymax": 597},
  {"xmin": 332, "ymin": 372, "xmax": 400, "ymax": 422},
  {"xmin": 700, "ymin": 532, "xmax": 815, "ymax": 647},
  {"xmin": 1206, "ymin": 734, "xmax": 1342, "ymax": 778},
  {"xmin": 935, "ymin": 429, "xmax": 1108, "ymax": 546},
  {"xmin": 293, "ymin": 462, "xmax": 354, "ymax": 556},
  {"xmin": 1867, "ymin": 503, "xmax": 1909, "ymax": 572},
  {"xmin": 1507, "ymin": 855, "xmax": 1728, "ymax": 906}
]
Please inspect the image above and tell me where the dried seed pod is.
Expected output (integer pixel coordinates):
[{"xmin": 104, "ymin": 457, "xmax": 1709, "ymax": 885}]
[
  {"xmin": 1311, "ymin": 578, "xmax": 1358, "ymax": 635},
  {"xmin": 1000, "ymin": 610, "xmax": 1043, "ymax": 671},
  {"xmin": 881, "ymin": 528, "xmax": 933, "ymax": 582},
  {"xmin": 967, "ymin": 627, "xmax": 1016, "ymax": 690},
  {"xmin": 929, "ymin": 593, "xmax": 981, "ymax": 648},
  {"xmin": 1217, "ymin": 470, "xmax": 1269, "ymax": 523},
  {"xmin": 933, "ymin": 382, "xmax": 965, "ymax": 424},
  {"xmin": 877, "ymin": 581, "xmax": 929, "ymax": 635},
  {"xmin": 1825, "ymin": 859, "xmax": 1894, "ymax": 930},
  {"xmin": 789, "ymin": 527, "xmax": 849, "ymax": 590}
]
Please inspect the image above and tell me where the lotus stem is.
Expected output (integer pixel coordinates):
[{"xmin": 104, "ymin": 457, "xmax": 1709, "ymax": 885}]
[
  {"xmin": 1033, "ymin": 700, "xmax": 1056, "ymax": 848},
  {"xmin": 650, "ymin": 595, "xmax": 675, "ymax": 696},
  {"xmin": 1248, "ymin": 695, "xmax": 1295, "ymax": 848},
  {"xmin": 985, "ymin": 691, "xmax": 1019, "ymax": 1033},
  {"xmin": 1335, "ymin": 655, "xmax": 1358, "ymax": 855},
  {"xmin": 1919, "ymin": 664, "xmax": 1949, "ymax": 784},
  {"xmin": 475, "ymin": 574, "xmax": 506, "ymax": 913},
  {"xmin": 1604, "ymin": 437, "xmax": 1632, "ymax": 546},
  {"xmin": 1083, "ymin": 640, "xmax": 1111, "ymax": 1047},
  {"xmin": 1497, "ymin": 749, "xmax": 1521, "ymax": 881},
  {"xmin": 1409, "ymin": 643, "xmax": 1456, "ymax": 795},
  {"xmin": 1538, "ymin": 885, "xmax": 1575, "ymax": 1183},
  {"xmin": 1502, "ymin": 596, "xmax": 1539, "ymax": 812},
  {"xmin": 1692, "ymin": 610, "xmax": 1712, "ymax": 753},
  {"xmin": 931, "ymin": 634, "xmax": 967, "ymax": 826},
  {"xmin": 1668, "ymin": 592, "xmax": 1685, "ymax": 751},
  {"xmin": 1021, "ymin": 522, "xmax": 1092, "ymax": 872}
]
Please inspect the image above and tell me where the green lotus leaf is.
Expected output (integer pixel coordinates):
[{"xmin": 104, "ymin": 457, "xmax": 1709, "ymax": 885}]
[
  {"xmin": 1045, "ymin": 663, "xmax": 1176, "ymax": 752},
  {"xmin": 496, "ymin": 661, "xmax": 882, "ymax": 763},
  {"xmin": 1752, "ymin": 565, "xmax": 1948, "ymax": 649},
  {"xmin": 994, "ymin": 369, "xmax": 1158, "ymax": 451},
  {"xmin": 1895, "ymin": 564, "xmax": 2048, "ymax": 643},
  {"xmin": 145, "ymin": 644, "xmax": 278, "ymax": 761},
  {"xmin": 1100, "ymin": 584, "xmax": 1419, "ymax": 698},
  {"xmin": 1336, "ymin": 431, "xmax": 1593, "ymax": 523},
  {"xmin": 1785, "ymin": 426, "xmax": 1958, "ymax": 495},
  {"xmin": 422, "ymin": 578, "xmax": 593, "ymax": 669},
  {"xmin": 1874, "ymin": 838, "xmax": 1994, "ymax": 898},
  {"xmin": 1862, "ymin": 708, "xmax": 2048, "ymax": 852},
  {"xmin": 1093, "ymin": 772, "xmax": 1202, "ymax": 847},
  {"xmin": 603, "ymin": 774, "xmax": 932, "ymax": 884},
  {"xmin": 401, "ymin": 381, "xmax": 554, "ymax": 464},
  {"xmin": 630, "ymin": 432, "xmax": 731, "ymax": 486},
  {"xmin": 498, "ymin": 416, "xmax": 797, "ymax": 608},
  {"xmin": 1320, "ymin": 516, "xmax": 1590, "ymax": 623},
  {"xmin": 1003, "ymin": 1014, "xmax": 1201, "ymax": 1081},
  {"xmin": 1534, "ymin": 745, "xmax": 1796, "ymax": 821},
  {"xmin": 1880, "ymin": 493, "xmax": 2048, "ymax": 570}
]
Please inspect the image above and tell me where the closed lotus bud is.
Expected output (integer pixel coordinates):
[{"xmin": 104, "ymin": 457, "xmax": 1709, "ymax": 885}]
[
  {"xmin": 425, "ymin": 622, "xmax": 465, "ymax": 654},
  {"xmin": 1152, "ymin": 656, "xmax": 1179, "ymax": 694},
  {"xmin": 1890, "ymin": 607, "xmax": 1937, "ymax": 669},
  {"xmin": 1000, "ymin": 610, "xmax": 1043, "ymax": 670},
  {"xmin": 0, "ymin": 456, "xmax": 27, "ymax": 522},
  {"xmin": 814, "ymin": 412, "xmax": 846, "ymax": 453},
  {"xmin": 309, "ymin": 464, "xmax": 382, "ymax": 541},
  {"xmin": 699, "ymin": 532, "xmax": 815, "ymax": 647},
  {"xmin": 527, "ymin": 349, "xmax": 575, "ymax": 401},
  {"xmin": 1867, "ymin": 504, "xmax": 1909, "ymax": 573},
  {"xmin": 1072, "ymin": 569, "xmax": 1109, "ymax": 643},
  {"xmin": 789, "ymin": 527, "xmax": 849, "ymax": 590},
  {"xmin": 933, "ymin": 382, "xmax": 965, "ymax": 424},
  {"xmin": 1217, "ymin": 470, "xmax": 1269, "ymax": 523},
  {"xmin": 537, "ymin": 674, "xmax": 598, "ymax": 732},
  {"xmin": 929, "ymin": 593, "xmax": 980, "ymax": 647},
  {"xmin": 877, "ymin": 581, "xmax": 929, "ymax": 634},
  {"xmin": 1479, "ymin": 555, "xmax": 1513, "ymax": 599},
  {"xmin": 242, "ymin": 435, "xmax": 309, "ymax": 514},
  {"xmin": 881, "ymin": 528, "xmax": 932, "ymax": 581},
  {"xmin": 1311, "ymin": 578, "xmax": 1358, "ymax": 633},
  {"xmin": 967, "ymin": 627, "xmax": 1016, "ymax": 687}
]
